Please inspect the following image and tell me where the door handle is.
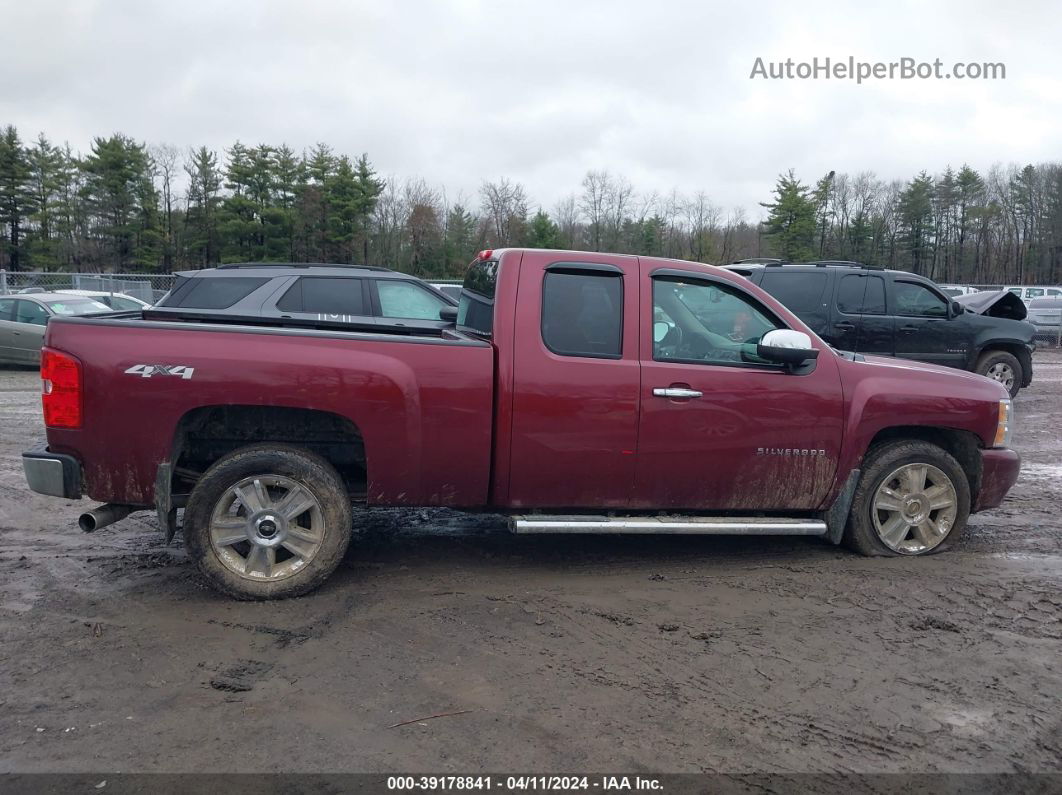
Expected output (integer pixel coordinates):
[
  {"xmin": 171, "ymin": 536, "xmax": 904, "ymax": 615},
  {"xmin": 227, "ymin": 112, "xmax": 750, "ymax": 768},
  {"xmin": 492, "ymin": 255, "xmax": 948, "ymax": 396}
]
[
  {"xmin": 899, "ymin": 325, "xmax": 918, "ymax": 334},
  {"xmin": 833, "ymin": 321, "xmax": 855, "ymax": 331},
  {"xmin": 653, "ymin": 388, "xmax": 703, "ymax": 399}
]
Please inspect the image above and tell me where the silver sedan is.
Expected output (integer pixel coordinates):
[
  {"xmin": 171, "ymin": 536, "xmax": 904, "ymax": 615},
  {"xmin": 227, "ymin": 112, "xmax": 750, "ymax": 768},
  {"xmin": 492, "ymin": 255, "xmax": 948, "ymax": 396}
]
[{"xmin": 0, "ymin": 293, "xmax": 111, "ymax": 365}]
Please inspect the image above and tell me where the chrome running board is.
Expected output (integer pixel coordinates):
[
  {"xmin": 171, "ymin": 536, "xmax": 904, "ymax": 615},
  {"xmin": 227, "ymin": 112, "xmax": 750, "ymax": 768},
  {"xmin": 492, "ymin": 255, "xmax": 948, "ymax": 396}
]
[{"xmin": 511, "ymin": 516, "xmax": 827, "ymax": 536}]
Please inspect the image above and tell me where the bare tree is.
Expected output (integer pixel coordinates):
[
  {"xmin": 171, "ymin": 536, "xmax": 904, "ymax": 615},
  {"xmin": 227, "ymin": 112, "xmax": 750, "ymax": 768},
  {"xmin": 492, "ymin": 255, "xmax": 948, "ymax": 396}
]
[{"xmin": 479, "ymin": 177, "xmax": 528, "ymax": 246}]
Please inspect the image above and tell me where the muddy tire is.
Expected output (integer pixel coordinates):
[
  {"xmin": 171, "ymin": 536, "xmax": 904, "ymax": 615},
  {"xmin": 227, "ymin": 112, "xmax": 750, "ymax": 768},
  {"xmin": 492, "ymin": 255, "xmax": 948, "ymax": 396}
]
[
  {"xmin": 843, "ymin": 440, "xmax": 970, "ymax": 557},
  {"xmin": 183, "ymin": 445, "xmax": 352, "ymax": 600},
  {"xmin": 975, "ymin": 349, "xmax": 1022, "ymax": 397}
]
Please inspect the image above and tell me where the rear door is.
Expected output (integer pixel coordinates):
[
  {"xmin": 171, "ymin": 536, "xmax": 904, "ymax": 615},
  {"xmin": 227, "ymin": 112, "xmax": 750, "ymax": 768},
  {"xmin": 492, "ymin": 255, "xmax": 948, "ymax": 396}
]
[
  {"xmin": 755, "ymin": 269, "xmax": 832, "ymax": 339},
  {"xmin": 634, "ymin": 266, "xmax": 844, "ymax": 511},
  {"xmin": 506, "ymin": 251, "xmax": 640, "ymax": 508},
  {"xmin": 891, "ymin": 278, "xmax": 963, "ymax": 366},
  {"xmin": 833, "ymin": 273, "xmax": 894, "ymax": 355}
]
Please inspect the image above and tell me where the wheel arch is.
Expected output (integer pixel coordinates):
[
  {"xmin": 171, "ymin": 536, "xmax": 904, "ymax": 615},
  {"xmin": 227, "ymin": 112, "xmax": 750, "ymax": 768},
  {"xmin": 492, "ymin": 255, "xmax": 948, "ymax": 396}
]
[
  {"xmin": 973, "ymin": 341, "xmax": 1032, "ymax": 387},
  {"xmin": 157, "ymin": 405, "xmax": 367, "ymax": 540},
  {"xmin": 864, "ymin": 425, "xmax": 983, "ymax": 506}
]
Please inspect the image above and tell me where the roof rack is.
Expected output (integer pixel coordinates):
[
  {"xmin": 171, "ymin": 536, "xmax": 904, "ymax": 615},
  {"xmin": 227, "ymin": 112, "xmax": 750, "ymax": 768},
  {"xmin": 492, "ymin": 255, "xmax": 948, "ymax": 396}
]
[
  {"xmin": 216, "ymin": 262, "xmax": 392, "ymax": 272},
  {"xmin": 808, "ymin": 260, "xmax": 884, "ymax": 270},
  {"xmin": 759, "ymin": 260, "xmax": 883, "ymax": 271}
]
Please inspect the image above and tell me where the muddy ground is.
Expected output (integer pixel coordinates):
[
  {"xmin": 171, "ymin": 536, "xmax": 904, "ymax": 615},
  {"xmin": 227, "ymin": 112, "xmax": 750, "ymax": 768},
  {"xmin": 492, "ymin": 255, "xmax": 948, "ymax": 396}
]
[{"xmin": 0, "ymin": 354, "xmax": 1059, "ymax": 777}]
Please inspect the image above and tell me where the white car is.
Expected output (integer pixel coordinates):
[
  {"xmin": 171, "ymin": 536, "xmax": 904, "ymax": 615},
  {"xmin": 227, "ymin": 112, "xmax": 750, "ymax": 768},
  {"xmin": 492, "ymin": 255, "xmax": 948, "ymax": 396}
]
[
  {"xmin": 55, "ymin": 289, "xmax": 151, "ymax": 311},
  {"xmin": 1004, "ymin": 286, "xmax": 1062, "ymax": 304}
]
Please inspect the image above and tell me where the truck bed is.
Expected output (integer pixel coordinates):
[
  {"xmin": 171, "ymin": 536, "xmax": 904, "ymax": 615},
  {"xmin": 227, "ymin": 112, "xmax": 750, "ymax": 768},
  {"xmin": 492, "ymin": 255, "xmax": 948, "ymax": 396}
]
[{"xmin": 43, "ymin": 314, "xmax": 496, "ymax": 508}]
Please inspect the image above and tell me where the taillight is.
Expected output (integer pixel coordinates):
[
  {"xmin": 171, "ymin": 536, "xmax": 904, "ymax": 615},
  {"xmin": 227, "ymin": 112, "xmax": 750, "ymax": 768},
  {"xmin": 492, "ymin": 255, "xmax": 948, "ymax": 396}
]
[{"xmin": 41, "ymin": 348, "xmax": 82, "ymax": 428}]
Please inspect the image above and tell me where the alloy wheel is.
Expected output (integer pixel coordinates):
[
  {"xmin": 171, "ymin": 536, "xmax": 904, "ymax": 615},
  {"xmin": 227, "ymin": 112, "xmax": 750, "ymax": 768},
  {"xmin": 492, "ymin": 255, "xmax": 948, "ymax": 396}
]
[
  {"xmin": 208, "ymin": 474, "xmax": 325, "ymax": 581},
  {"xmin": 871, "ymin": 463, "xmax": 958, "ymax": 554}
]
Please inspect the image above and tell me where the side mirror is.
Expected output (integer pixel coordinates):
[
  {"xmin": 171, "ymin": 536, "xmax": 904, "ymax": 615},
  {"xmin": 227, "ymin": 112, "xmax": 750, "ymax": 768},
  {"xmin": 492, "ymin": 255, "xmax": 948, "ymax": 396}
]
[
  {"xmin": 439, "ymin": 306, "xmax": 458, "ymax": 322},
  {"xmin": 653, "ymin": 321, "xmax": 671, "ymax": 343},
  {"xmin": 757, "ymin": 329, "xmax": 819, "ymax": 367},
  {"xmin": 950, "ymin": 300, "xmax": 964, "ymax": 317}
]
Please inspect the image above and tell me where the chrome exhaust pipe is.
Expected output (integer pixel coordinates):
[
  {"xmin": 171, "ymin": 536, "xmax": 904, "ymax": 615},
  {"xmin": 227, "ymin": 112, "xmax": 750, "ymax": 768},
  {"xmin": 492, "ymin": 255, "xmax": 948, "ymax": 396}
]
[{"xmin": 78, "ymin": 504, "xmax": 136, "ymax": 533}]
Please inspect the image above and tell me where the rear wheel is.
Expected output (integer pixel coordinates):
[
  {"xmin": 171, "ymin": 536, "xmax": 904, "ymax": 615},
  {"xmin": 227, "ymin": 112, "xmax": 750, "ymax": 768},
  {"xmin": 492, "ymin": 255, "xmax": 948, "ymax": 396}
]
[
  {"xmin": 975, "ymin": 350, "xmax": 1022, "ymax": 397},
  {"xmin": 183, "ymin": 445, "xmax": 352, "ymax": 600},
  {"xmin": 843, "ymin": 440, "xmax": 970, "ymax": 557}
]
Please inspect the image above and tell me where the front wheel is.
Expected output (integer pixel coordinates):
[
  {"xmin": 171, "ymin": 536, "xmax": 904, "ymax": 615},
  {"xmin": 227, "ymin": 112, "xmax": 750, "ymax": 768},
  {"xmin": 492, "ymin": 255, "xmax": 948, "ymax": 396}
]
[
  {"xmin": 183, "ymin": 445, "xmax": 352, "ymax": 600},
  {"xmin": 975, "ymin": 350, "xmax": 1022, "ymax": 397},
  {"xmin": 843, "ymin": 440, "xmax": 971, "ymax": 557}
]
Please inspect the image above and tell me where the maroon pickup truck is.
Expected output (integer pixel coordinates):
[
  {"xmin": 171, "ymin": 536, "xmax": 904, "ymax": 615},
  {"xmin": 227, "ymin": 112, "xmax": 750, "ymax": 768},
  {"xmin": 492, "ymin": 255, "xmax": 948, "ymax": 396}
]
[{"xmin": 23, "ymin": 249, "xmax": 1021, "ymax": 599}]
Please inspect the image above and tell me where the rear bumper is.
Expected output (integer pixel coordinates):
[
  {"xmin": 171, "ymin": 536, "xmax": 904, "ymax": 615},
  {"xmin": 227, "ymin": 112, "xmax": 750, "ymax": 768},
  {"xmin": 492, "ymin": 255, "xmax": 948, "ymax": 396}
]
[
  {"xmin": 22, "ymin": 447, "xmax": 82, "ymax": 499},
  {"xmin": 974, "ymin": 448, "xmax": 1021, "ymax": 512}
]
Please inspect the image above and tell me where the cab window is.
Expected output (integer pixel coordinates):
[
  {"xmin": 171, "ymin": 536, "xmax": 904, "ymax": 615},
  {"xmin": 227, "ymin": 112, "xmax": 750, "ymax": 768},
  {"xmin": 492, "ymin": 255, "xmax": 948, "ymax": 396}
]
[{"xmin": 653, "ymin": 278, "xmax": 782, "ymax": 366}]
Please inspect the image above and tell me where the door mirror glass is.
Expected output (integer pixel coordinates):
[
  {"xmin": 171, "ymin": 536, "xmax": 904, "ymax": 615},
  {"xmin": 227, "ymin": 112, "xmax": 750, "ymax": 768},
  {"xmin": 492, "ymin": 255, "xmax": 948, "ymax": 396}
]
[
  {"xmin": 653, "ymin": 321, "xmax": 671, "ymax": 343},
  {"xmin": 757, "ymin": 329, "xmax": 819, "ymax": 366},
  {"xmin": 951, "ymin": 300, "xmax": 964, "ymax": 316}
]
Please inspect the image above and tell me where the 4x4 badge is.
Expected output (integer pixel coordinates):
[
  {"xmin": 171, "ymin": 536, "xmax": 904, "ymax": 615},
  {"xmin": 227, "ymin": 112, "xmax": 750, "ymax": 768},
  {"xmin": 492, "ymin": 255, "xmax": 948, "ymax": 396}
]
[{"xmin": 124, "ymin": 364, "xmax": 195, "ymax": 380}]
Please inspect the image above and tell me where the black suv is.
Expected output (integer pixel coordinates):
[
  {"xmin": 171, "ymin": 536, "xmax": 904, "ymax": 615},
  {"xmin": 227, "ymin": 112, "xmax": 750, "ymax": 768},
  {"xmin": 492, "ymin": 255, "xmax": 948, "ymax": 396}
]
[
  {"xmin": 151, "ymin": 264, "xmax": 457, "ymax": 333},
  {"xmin": 725, "ymin": 261, "xmax": 1035, "ymax": 396}
]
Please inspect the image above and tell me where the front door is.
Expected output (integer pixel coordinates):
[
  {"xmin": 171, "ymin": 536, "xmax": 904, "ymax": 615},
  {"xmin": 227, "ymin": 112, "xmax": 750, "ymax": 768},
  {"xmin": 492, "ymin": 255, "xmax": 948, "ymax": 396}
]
[
  {"xmin": 891, "ymin": 279, "xmax": 964, "ymax": 367},
  {"xmin": 634, "ymin": 268, "xmax": 844, "ymax": 511},
  {"xmin": 506, "ymin": 251, "xmax": 641, "ymax": 509}
]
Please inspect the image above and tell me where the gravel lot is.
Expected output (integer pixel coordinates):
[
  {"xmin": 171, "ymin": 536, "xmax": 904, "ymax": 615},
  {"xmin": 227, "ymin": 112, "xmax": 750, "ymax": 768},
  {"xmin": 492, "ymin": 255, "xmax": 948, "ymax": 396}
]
[{"xmin": 0, "ymin": 354, "xmax": 1059, "ymax": 775}]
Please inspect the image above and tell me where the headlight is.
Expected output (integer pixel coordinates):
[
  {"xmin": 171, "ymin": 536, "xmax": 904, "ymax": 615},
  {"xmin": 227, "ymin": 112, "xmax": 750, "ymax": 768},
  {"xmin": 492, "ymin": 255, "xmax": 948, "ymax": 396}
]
[{"xmin": 993, "ymin": 399, "xmax": 1013, "ymax": 448}]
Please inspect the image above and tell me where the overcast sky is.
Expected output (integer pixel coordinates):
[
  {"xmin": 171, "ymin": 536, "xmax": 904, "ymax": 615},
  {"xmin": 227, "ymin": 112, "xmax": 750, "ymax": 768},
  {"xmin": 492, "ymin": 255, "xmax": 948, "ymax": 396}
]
[{"xmin": 3, "ymin": 0, "xmax": 1059, "ymax": 218}]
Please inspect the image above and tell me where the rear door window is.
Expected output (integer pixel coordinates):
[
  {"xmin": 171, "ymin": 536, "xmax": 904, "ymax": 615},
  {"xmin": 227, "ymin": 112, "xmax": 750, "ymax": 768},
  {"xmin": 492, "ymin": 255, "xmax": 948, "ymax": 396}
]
[
  {"xmin": 276, "ymin": 277, "xmax": 367, "ymax": 318},
  {"xmin": 836, "ymin": 275, "xmax": 867, "ymax": 314},
  {"xmin": 837, "ymin": 274, "xmax": 887, "ymax": 314},
  {"xmin": 0, "ymin": 298, "xmax": 17, "ymax": 321},
  {"xmin": 541, "ymin": 271, "xmax": 623, "ymax": 358},
  {"xmin": 758, "ymin": 270, "xmax": 829, "ymax": 313},
  {"xmin": 863, "ymin": 276, "xmax": 887, "ymax": 314}
]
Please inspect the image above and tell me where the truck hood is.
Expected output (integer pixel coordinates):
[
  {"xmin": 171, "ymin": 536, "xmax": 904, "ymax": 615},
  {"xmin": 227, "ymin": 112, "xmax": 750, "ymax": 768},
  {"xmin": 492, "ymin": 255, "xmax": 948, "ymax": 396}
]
[
  {"xmin": 854, "ymin": 352, "xmax": 1008, "ymax": 392},
  {"xmin": 955, "ymin": 290, "xmax": 1027, "ymax": 320}
]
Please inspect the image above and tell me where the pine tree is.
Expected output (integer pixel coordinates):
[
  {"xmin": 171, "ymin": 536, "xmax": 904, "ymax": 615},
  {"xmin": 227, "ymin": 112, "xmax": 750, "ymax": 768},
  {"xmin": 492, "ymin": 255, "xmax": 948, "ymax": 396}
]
[
  {"xmin": 897, "ymin": 172, "xmax": 936, "ymax": 276},
  {"xmin": 955, "ymin": 165, "xmax": 985, "ymax": 282},
  {"xmin": 443, "ymin": 204, "xmax": 477, "ymax": 275},
  {"xmin": 0, "ymin": 125, "xmax": 34, "ymax": 270},
  {"xmin": 527, "ymin": 209, "xmax": 559, "ymax": 249},
  {"xmin": 760, "ymin": 170, "xmax": 816, "ymax": 261},
  {"xmin": 80, "ymin": 134, "xmax": 159, "ymax": 270},
  {"xmin": 352, "ymin": 154, "xmax": 383, "ymax": 264},
  {"xmin": 184, "ymin": 147, "xmax": 222, "ymax": 266},
  {"xmin": 26, "ymin": 134, "xmax": 64, "ymax": 269}
]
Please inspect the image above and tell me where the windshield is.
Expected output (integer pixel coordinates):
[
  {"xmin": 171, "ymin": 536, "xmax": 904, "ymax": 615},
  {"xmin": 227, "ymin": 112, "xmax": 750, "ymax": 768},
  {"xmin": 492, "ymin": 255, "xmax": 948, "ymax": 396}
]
[{"xmin": 43, "ymin": 298, "xmax": 111, "ymax": 316}]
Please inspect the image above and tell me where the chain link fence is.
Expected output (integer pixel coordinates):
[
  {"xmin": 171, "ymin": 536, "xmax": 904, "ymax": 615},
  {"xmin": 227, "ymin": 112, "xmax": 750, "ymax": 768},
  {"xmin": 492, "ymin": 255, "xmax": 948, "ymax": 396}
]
[{"xmin": 0, "ymin": 270, "xmax": 176, "ymax": 304}]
